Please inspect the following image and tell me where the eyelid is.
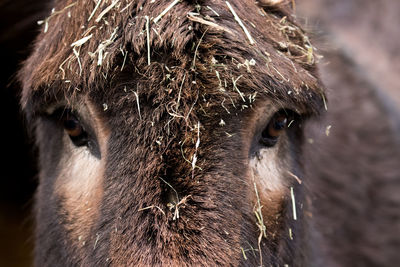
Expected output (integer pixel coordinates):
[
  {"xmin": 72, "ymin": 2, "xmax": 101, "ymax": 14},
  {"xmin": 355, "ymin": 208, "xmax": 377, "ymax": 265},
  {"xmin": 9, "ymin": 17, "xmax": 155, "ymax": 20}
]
[{"xmin": 49, "ymin": 107, "xmax": 81, "ymax": 124}]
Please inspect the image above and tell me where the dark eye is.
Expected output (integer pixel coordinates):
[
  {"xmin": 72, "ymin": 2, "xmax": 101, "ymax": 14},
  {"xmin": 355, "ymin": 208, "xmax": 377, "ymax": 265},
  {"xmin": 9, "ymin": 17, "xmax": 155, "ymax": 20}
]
[
  {"xmin": 59, "ymin": 109, "xmax": 88, "ymax": 147},
  {"xmin": 260, "ymin": 110, "xmax": 293, "ymax": 147}
]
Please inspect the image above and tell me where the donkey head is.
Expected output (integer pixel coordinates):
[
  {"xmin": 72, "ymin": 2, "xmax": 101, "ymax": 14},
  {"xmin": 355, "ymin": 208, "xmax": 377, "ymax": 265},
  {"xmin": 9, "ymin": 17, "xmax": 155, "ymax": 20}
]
[{"xmin": 20, "ymin": 0, "xmax": 324, "ymax": 265}]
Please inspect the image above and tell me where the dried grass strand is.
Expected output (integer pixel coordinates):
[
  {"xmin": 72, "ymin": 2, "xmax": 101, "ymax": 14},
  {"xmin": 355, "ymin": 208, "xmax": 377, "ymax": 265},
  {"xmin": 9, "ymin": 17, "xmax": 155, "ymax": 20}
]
[
  {"xmin": 290, "ymin": 187, "xmax": 297, "ymax": 220},
  {"xmin": 70, "ymin": 34, "xmax": 93, "ymax": 47},
  {"xmin": 153, "ymin": 0, "xmax": 180, "ymax": 24},
  {"xmin": 95, "ymin": 0, "xmax": 120, "ymax": 23},
  {"xmin": 225, "ymin": 1, "xmax": 255, "ymax": 45},
  {"xmin": 187, "ymin": 13, "xmax": 233, "ymax": 34},
  {"xmin": 88, "ymin": 0, "xmax": 103, "ymax": 21},
  {"xmin": 145, "ymin": 16, "xmax": 151, "ymax": 65}
]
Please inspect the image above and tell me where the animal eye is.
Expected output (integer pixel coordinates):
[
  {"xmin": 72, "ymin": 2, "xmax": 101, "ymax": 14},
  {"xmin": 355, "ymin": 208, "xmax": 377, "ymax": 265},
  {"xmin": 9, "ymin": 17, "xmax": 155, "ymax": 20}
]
[
  {"xmin": 59, "ymin": 109, "xmax": 88, "ymax": 147},
  {"xmin": 260, "ymin": 110, "xmax": 293, "ymax": 147}
]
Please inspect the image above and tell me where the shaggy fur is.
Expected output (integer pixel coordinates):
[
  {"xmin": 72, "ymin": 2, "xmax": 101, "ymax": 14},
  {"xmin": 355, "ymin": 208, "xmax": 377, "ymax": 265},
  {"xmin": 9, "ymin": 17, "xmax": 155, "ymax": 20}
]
[
  {"xmin": 19, "ymin": 1, "xmax": 326, "ymax": 266},
  {"xmin": 18, "ymin": 0, "xmax": 399, "ymax": 266}
]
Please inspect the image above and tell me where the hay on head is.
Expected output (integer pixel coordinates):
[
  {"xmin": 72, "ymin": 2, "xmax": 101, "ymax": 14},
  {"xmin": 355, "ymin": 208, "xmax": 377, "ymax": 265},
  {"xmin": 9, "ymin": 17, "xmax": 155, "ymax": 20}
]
[{"xmin": 20, "ymin": 0, "xmax": 325, "ymax": 189}]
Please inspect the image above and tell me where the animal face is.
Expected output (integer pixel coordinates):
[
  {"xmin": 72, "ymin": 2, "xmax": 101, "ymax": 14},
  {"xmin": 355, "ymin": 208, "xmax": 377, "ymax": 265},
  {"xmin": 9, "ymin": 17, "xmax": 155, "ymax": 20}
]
[{"xmin": 20, "ymin": 0, "xmax": 324, "ymax": 265}]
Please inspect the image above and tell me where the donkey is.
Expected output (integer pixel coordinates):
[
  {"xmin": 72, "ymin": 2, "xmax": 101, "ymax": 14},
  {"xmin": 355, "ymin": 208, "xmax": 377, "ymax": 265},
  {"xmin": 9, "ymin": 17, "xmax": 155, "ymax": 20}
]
[{"xmin": 18, "ymin": 0, "xmax": 400, "ymax": 266}]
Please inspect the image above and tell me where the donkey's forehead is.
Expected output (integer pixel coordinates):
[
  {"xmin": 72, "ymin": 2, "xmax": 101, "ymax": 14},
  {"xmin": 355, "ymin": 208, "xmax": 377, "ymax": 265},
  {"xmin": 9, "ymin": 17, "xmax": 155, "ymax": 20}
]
[{"xmin": 20, "ymin": 0, "xmax": 324, "ymax": 114}]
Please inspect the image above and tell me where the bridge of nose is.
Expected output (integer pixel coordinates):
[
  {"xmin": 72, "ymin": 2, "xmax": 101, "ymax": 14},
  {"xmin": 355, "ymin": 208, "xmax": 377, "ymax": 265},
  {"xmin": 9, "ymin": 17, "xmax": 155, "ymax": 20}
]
[{"xmin": 86, "ymin": 90, "xmax": 253, "ymax": 263}]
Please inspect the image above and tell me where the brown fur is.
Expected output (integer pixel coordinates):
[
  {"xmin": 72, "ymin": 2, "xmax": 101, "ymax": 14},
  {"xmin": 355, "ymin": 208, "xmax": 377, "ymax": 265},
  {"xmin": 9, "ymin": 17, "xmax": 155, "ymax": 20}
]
[{"xmin": 18, "ymin": 0, "xmax": 400, "ymax": 266}]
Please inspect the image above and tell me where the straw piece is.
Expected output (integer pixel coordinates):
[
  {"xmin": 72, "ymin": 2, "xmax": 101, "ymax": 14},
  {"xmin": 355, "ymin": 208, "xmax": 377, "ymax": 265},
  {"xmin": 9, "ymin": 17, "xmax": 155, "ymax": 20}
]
[
  {"xmin": 70, "ymin": 34, "xmax": 93, "ymax": 47},
  {"xmin": 187, "ymin": 13, "xmax": 233, "ymax": 34},
  {"xmin": 225, "ymin": 1, "xmax": 255, "ymax": 45},
  {"xmin": 95, "ymin": 0, "xmax": 119, "ymax": 23},
  {"xmin": 88, "ymin": 0, "xmax": 103, "ymax": 22},
  {"xmin": 153, "ymin": 0, "xmax": 180, "ymax": 24},
  {"xmin": 145, "ymin": 16, "xmax": 151, "ymax": 65},
  {"xmin": 290, "ymin": 187, "xmax": 297, "ymax": 220}
]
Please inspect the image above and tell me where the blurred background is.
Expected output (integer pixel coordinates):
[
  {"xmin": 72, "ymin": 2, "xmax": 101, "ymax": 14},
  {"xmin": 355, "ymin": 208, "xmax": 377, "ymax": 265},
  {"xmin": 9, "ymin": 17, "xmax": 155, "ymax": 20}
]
[
  {"xmin": 0, "ymin": 0, "xmax": 398, "ymax": 266},
  {"xmin": 298, "ymin": 0, "xmax": 400, "ymax": 106},
  {"xmin": 0, "ymin": 1, "xmax": 48, "ymax": 266}
]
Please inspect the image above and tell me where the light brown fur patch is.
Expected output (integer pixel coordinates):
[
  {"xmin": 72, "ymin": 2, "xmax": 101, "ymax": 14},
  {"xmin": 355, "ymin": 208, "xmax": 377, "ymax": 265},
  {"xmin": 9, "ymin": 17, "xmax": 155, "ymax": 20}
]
[{"xmin": 54, "ymin": 99, "xmax": 109, "ymax": 248}]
